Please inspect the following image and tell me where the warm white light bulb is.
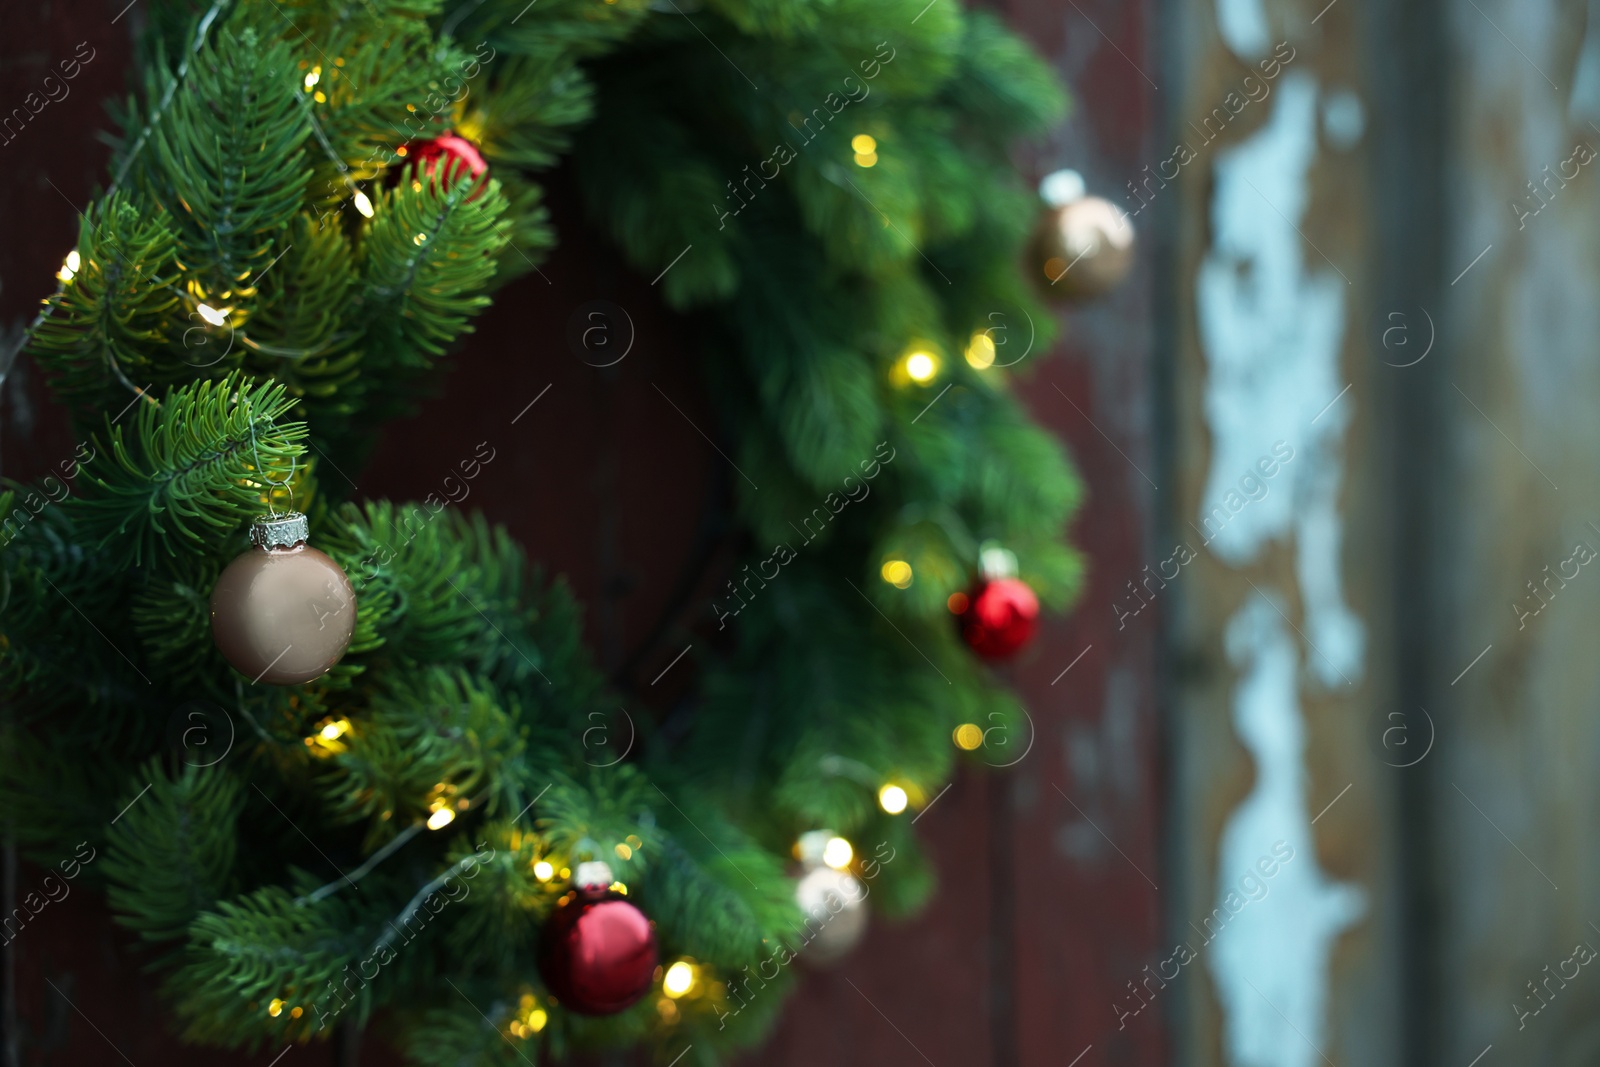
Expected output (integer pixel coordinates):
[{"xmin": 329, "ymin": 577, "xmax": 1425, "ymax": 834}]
[
  {"xmin": 822, "ymin": 836, "xmax": 854, "ymax": 869},
  {"xmin": 427, "ymin": 807, "xmax": 456, "ymax": 830},
  {"xmin": 197, "ymin": 303, "xmax": 230, "ymax": 327},
  {"xmin": 663, "ymin": 961, "xmax": 695, "ymax": 997},
  {"xmin": 965, "ymin": 331, "xmax": 996, "ymax": 369},
  {"xmin": 880, "ymin": 560, "xmax": 913, "ymax": 589},
  {"xmin": 905, "ymin": 352, "xmax": 936, "ymax": 382},
  {"xmin": 352, "ymin": 190, "xmax": 374, "ymax": 218},
  {"xmin": 878, "ymin": 784, "xmax": 908, "ymax": 815}
]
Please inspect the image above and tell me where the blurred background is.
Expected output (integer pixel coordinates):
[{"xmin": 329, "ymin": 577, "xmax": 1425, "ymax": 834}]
[{"xmin": 3, "ymin": 0, "xmax": 1596, "ymax": 1063}]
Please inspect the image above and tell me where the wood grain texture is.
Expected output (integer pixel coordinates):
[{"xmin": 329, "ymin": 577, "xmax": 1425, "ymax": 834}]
[
  {"xmin": 1433, "ymin": 1, "xmax": 1600, "ymax": 1063},
  {"xmin": 1163, "ymin": 1, "xmax": 1404, "ymax": 1065}
]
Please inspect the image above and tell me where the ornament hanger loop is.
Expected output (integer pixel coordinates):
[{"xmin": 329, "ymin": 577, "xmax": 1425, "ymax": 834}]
[{"xmin": 244, "ymin": 394, "xmax": 298, "ymax": 518}]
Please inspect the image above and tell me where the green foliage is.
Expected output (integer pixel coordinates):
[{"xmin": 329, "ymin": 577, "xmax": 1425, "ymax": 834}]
[
  {"xmin": 169, "ymin": 884, "xmax": 361, "ymax": 1047},
  {"xmin": 359, "ymin": 173, "xmax": 511, "ymax": 369},
  {"xmin": 69, "ymin": 375, "xmax": 306, "ymax": 566},
  {"xmin": 104, "ymin": 760, "xmax": 247, "ymax": 942},
  {"xmin": 27, "ymin": 193, "xmax": 183, "ymax": 422},
  {"xmin": 4, "ymin": 0, "xmax": 1085, "ymax": 1061},
  {"xmin": 245, "ymin": 213, "xmax": 363, "ymax": 400},
  {"xmin": 328, "ymin": 669, "xmax": 534, "ymax": 833},
  {"xmin": 138, "ymin": 27, "xmax": 312, "ymax": 291}
]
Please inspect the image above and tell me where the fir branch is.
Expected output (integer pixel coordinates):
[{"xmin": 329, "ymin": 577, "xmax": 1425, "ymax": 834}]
[
  {"xmin": 2, "ymin": 0, "xmax": 234, "ymax": 369},
  {"xmin": 359, "ymin": 169, "xmax": 510, "ymax": 370},
  {"xmin": 171, "ymin": 885, "xmax": 361, "ymax": 1048},
  {"xmin": 112, "ymin": 0, "xmax": 236, "ymax": 193},
  {"xmin": 26, "ymin": 194, "xmax": 184, "ymax": 423},
  {"xmin": 69, "ymin": 374, "xmax": 308, "ymax": 565},
  {"xmin": 141, "ymin": 26, "xmax": 313, "ymax": 291},
  {"xmin": 103, "ymin": 760, "xmax": 246, "ymax": 942}
]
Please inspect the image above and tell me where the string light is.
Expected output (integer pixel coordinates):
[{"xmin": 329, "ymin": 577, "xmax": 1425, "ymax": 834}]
[
  {"xmin": 304, "ymin": 69, "xmax": 321, "ymax": 90},
  {"xmin": 57, "ymin": 250, "xmax": 80, "ymax": 282},
  {"xmin": 614, "ymin": 842, "xmax": 633, "ymax": 861},
  {"xmin": 852, "ymin": 133, "xmax": 878, "ymax": 167},
  {"xmin": 663, "ymin": 960, "xmax": 696, "ymax": 997},
  {"xmin": 822, "ymin": 836, "xmax": 853, "ymax": 869},
  {"xmin": 427, "ymin": 807, "xmax": 456, "ymax": 830},
  {"xmin": 305, "ymin": 718, "xmax": 351, "ymax": 757},
  {"xmin": 268, "ymin": 998, "xmax": 285, "ymax": 1017},
  {"xmin": 947, "ymin": 591, "xmax": 970, "ymax": 613},
  {"xmin": 197, "ymin": 303, "xmax": 231, "ymax": 327},
  {"xmin": 533, "ymin": 860, "xmax": 554, "ymax": 881},
  {"xmin": 964, "ymin": 331, "xmax": 996, "ymax": 369},
  {"xmin": 352, "ymin": 189, "xmax": 375, "ymax": 218},
  {"xmin": 904, "ymin": 350, "xmax": 937, "ymax": 382},
  {"xmin": 878, "ymin": 783, "xmax": 909, "ymax": 814},
  {"xmin": 880, "ymin": 560, "xmax": 913, "ymax": 589},
  {"xmin": 509, "ymin": 993, "xmax": 549, "ymax": 1037},
  {"xmin": 953, "ymin": 723, "xmax": 984, "ymax": 751}
]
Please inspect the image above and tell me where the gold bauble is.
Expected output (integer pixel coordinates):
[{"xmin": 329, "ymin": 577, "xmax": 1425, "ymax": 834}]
[
  {"xmin": 1035, "ymin": 194, "xmax": 1136, "ymax": 301},
  {"xmin": 210, "ymin": 514, "xmax": 355, "ymax": 685}
]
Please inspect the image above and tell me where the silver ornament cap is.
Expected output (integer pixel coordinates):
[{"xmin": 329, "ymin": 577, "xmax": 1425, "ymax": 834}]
[
  {"xmin": 250, "ymin": 512, "xmax": 310, "ymax": 551},
  {"xmin": 573, "ymin": 861, "xmax": 615, "ymax": 890},
  {"xmin": 979, "ymin": 542, "xmax": 1019, "ymax": 581},
  {"xmin": 1039, "ymin": 168, "xmax": 1088, "ymax": 207}
]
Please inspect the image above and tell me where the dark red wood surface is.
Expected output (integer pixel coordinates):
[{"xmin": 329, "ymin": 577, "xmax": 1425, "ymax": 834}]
[{"xmin": 0, "ymin": 0, "xmax": 1164, "ymax": 1063}]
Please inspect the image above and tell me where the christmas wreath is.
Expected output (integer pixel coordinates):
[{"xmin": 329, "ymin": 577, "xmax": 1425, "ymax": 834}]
[{"xmin": 0, "ymin": 0, "xmax": 1084, "ymax": 1060}]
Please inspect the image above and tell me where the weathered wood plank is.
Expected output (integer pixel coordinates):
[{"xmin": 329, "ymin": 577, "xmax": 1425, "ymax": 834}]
[
  {"xmin": 1432, "ymin": 0, "xmax": 1600, "ymax": 1062},
  {"xmin": 1165, "ymin": 1, "xmax": 1405, "ymax": 1064}
]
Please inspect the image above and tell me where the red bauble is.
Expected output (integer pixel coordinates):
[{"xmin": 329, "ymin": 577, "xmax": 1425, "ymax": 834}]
[
  {"xmin": 404, "ymin": 132, "xmax": 488, "ymax": 197},
  {"xmin": 959, "ymin": 577, "xmax": 1039, "ymax": 660},
  {"xmin": 538, "ymin": 886, "xmax": 658, "ymax": 1015}
]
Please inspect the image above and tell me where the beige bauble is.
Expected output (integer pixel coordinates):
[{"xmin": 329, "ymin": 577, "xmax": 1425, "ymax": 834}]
[
  {"xmin": 1035, "ymin": 169, "xmax": 1136, "ymax": 300},
  {"xmin": 210, "ymin": 514, "xmax": 356, "ymax": 685},
  {"xmin": 793, "ymin": 866, "xmax": 868, "ymax": 965}
]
